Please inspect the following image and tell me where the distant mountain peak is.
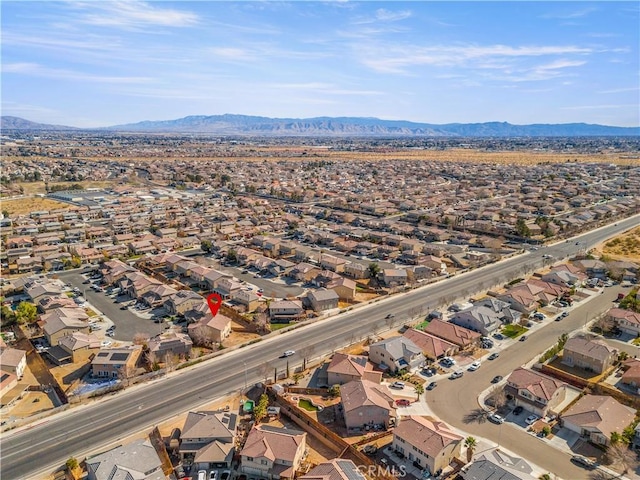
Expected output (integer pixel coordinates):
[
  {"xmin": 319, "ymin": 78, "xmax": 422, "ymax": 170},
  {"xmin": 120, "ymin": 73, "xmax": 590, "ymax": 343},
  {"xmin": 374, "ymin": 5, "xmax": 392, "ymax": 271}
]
[{"xmin": 2, "ymin": 114, "xmax": 638, "ymax": 137}]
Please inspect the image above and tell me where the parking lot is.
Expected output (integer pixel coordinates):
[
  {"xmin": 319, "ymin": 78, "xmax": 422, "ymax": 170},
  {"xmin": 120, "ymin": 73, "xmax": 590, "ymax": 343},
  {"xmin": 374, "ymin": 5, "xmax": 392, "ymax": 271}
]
[{"xmin": 57, "ymin": 270, "xmax": 164, "ymax": 340}]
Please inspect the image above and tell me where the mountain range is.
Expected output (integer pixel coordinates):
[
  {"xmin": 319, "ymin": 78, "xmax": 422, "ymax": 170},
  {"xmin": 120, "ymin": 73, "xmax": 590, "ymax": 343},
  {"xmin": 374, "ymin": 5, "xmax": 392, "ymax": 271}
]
[{"xmin": 2, "ymin": 114, "xmax": 638, "ymax": 137}]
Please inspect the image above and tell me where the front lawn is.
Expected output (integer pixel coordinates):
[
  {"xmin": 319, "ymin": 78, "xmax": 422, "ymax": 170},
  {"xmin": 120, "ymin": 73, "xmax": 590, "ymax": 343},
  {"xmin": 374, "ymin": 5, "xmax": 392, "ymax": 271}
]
[{"xmin": 501, "ymin": 324, "xmax": 528, "ymax": 338}]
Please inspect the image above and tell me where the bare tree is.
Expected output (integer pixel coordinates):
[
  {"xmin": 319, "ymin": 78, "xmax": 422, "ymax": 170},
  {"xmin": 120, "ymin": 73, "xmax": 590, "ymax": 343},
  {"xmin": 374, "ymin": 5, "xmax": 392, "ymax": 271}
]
[
  {"xmin": 189, "ymin": 326, "xmax": 216, "ymax": 348},
  {"xmin": 594, "ymin": 316, "xmax": 615, "ymax": 334},
  {"xmin": 145, "ymin": 351, "xmax": 160, "ymax": 371},
  {"xmin": 163, "ymin": 352, "xmax": 179, "ymax": 372},
  {"xmin": 463, "ymin": 408, "xmax": 489, "ymax": 424},
  {"xmin": 485, "ymin": 386, "xmax": 508, "ymax": 410},
  {"xmin": 606, "ymin": 443, "xmax": 639, "ymax": 475},
  {"xmin": 133, "ymin": 332, "xmax": 149, "ymax": 346}
]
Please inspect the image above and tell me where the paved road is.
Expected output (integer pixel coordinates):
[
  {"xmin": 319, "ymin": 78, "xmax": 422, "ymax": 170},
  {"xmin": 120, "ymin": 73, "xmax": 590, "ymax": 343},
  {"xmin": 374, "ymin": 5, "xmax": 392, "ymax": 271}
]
[
  {"xmin": 1, "ymin": 215, "xmax": 638, "ymax": 479},
  {"xmin": 427, "ymin": 285, "xmax": 637, "ymax": 480},
  {"xmin": 57, "ymin": 271, "xmax": 164, "ymax": 340}
]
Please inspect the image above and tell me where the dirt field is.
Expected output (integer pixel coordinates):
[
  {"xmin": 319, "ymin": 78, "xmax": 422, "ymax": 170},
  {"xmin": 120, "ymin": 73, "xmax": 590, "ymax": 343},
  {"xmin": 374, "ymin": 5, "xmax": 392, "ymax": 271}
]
[
  {"xmin": 1, "ymin": 197, "xmax": 71, "ymax": 215},
  {"xmin": 595, "ymin": 226, "xmax": 640, "ymax": 262},
  {"xmin": 12, "ymin": 180, "xmax": 116, "ymax": 196}
]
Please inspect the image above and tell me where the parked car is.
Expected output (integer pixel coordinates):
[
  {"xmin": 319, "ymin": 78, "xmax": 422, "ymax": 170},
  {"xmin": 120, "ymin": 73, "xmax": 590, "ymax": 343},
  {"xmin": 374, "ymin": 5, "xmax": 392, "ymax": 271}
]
[
  {"xmin": 513, "ymin": 406, "xmax": 524, "ymax": 415},
  {"xmin": 525, "ymin": 414, "xmax": 539, "ymax": 425},
  {"xmin": 491, "ymin": 375, "xmax": 503, "ymax": 384},
  {"xmin": 488, "ymin": 352, "xmax": 500, "ymax": 360},
  {"xmin": 197, "ymin": 471, "xmax": 207, "ymax": 480},
  {"xmin": 449, "ymin": 370, "xmax": 463, "ymax": 380},
  {"xmin": 426, "ymin": 381, "xmax": 437, "ymax": 390},
  {"xmin": 390, "ymin": 381, "xmax": 405, "ymax": 389},
  {"xmin": 571, "ymin": 455, "xmax": 597, "ymax": 469},
  {"xmin": 395, "ymin": 399, "xmax": 411, "ymax": 406},
  {"xmin": 488, "ymin": 413, "xmax": 505, "ymax": 424},
  {"xmin": 468, "ymin": 361, "xmax": 481, "ymax": 371},
  {"xmin": 220, "ymin": 470, "xmax": 231, "ymax": 480},
  {"xmin": 492, "ymin": 333, "xmax": 505, "ymax": 340},
  {"xmin": 174, "ymin": 466, "xmax": 186, "ymax": 479},
  {"xmin": 210, "ymin": 471, "xmax": 218, "ymax": 480},
  {"xmin": 519, "ymin": 335, "xmax": 528, "ymax": 342}
]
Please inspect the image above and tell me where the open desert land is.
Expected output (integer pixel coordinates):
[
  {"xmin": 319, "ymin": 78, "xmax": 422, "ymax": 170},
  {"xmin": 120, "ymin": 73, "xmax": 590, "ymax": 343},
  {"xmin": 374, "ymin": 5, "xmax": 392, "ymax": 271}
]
[
  {"xmin": 1, "ymin": 197, "xmax": 72, "ymax": 216},
  {"xmin": 595, "ymin": 225, "xmax": 640, "ymax": 263}
]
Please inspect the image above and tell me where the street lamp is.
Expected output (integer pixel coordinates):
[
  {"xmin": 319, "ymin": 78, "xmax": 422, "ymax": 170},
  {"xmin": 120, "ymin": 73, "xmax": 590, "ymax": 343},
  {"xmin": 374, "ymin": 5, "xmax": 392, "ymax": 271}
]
[{"xmin": 243, "ymin": 362, "xmax": 248, "ymax": 395}]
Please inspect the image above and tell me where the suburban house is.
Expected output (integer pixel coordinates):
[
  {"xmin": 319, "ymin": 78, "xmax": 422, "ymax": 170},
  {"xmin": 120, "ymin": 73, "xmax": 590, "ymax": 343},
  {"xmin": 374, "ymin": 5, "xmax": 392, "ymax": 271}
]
[
  {"xmin": 392, "ymin": 416, "xmax": 462, "ymax": 476},
  {"xmin": 0, "ymin": 370, "xmax": 18, "ymax": 398},
  {"xmin": 497, "ymin": 284, "xmax": 544, "ymax": 314},
  {"xmin": 560, "ymin": 395, "xmax": 636, "ymax": 447},
  {"xmin": 461, "ymin": 450, "xmax": 537, "ymax": 480},
  {"xmin": 341, "ymin": 379, "xmax": 396, "ymax": 432},
  {"xmin": 561, "ymin": 337, "xmax": 617, "ymax": 374},
  {"xmin": 179, "ymin": 410, "xmax": 237, "ymax": 470},
  {"xmin": 268, "ymin": 300, "xmax": 304, "ymax": 323},
  {"xmin": 344, "ymin": 262, "xmax": 369, "ymax": 279},
  {"xmin": 299, "ymin": 459, "xmax": 365, "ymax": 480},
  {"xmin": 381, "ymin": 269, "xmax": 408, "ymax": 287},
  {"xmin": 620, "ymin": 358, "xmax": 640, "ymax": 394},
  {"xmin": 307, "ymin": 288, "xmax": 339, "ymax": 312},
  {"xmin": 368, "ymin": 336, "xmax": 425, "ymax": 373},
  {"xmin": 327, "ymin": 277, "xmax": 357, "ymax": 301},
  {"xmin": 91, "ymin": 346, "xmax": 142, "ymax": 379},
  {"xmin": 85, "ymin": 438, "xmax": 167, "ymax": 480},
  {"xmin": 573, "ymin": 259, "xmax": 608, "ymax": 278},
  {"xmin": 42, "ymin": 311, "xmax": 90, "ymax": 346},
  {"xmin": 57, "ymin": 332, "xmax": 101, "ymax": 363},
  {"xmin": 0, "ymin": 347, "xmax": 27, "ymax": 379},
  {"xmin": 423, "ymin": 320, "xmax": 481, "ymax": 349},
  {"xmin": 403, "ymin": 328, "xmax": 458, "ymax": 361},
  {"xmin": 239, "ymin": 425, "xmax": 307, "ymax": 480},
  {"xmin": 326, "ymin": 353, "xmax": 381, "ymax": 386},
  {"xmin": 449, "ymin": 298, "xmax": 518, "ymax": 335},
  {"xmin": 147, "ymin": 331, "xmax": 193, "ymax": 361},
  {"xmin": 504, "ymin": 368, "xmax": 569, "ymax": 417},
  {"xmin": 141, "ymin": 284, "xmax": 179, "ymax": 308},
  {"xmin": 187, "ymin": 308, "xmax": 232, "ymax": 345},
  {"xmin": 231, "ymin": 290, "xmax": 261, "ymax": 312},
  {"xmin": 165, "ymin": 290, "xmax": 204, "ymax": 315},
  {"xmin": 607, "ymin": 308, "xmax": 640, "ymax": 336}
]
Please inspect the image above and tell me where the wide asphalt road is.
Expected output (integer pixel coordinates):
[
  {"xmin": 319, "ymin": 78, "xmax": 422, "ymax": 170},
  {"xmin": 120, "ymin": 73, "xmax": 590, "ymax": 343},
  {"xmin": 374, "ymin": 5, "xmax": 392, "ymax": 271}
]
[
  {"xmin": 1, "ymin": 215, "xmax": 638, "ymax": 479},
  {"xmin": 427, "ymin": 284, "xmax": 637, "ymax": 480}
]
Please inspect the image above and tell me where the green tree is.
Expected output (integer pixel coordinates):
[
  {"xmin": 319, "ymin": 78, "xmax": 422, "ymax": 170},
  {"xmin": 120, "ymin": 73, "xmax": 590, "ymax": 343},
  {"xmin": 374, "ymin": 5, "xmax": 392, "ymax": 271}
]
[
  {"xmin": 201, "ymin": 240, "xmax": 213, "ymax": 253},
  {"xmin": 328, "ymin": 384, "xmax": 340, "ymax": 398},
  {"xmin": 254, "ymin": 393, "xmax": 269, "ymax": 424},
  {"xmin": 610, "ymin": 431, "xmax": 624, "ymax": 445},
  {"xmin": 516, "ymin": 218, "xmax": 531, "ymax": 237},
  {"xmin": 1, "ymin": 210, "xmax": 9, "ymax": 218},
  {"xmin": 227, "ymin": 248, "xmax": 238, "ymax": 264},
  {"xmin": 368, "ymin": 262, "xmax": 381, "ymax": 278},
  {"xmin": 414, "ymin": 383, "xmax": 424, "ymax": 400},
  {"xmin": 464, "ymin": 436, "xmax": 477, "ymax": 463},
  {"xmin": 1, "ymin": 304, "xmax": 16, "ymax": 326},
  {"xmin": 15, "ymin": 301, "xmax": 38, "ymax": 324}
]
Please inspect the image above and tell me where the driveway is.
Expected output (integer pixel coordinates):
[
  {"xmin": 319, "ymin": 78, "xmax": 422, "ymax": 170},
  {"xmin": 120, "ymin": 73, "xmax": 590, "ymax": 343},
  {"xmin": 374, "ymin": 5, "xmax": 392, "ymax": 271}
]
[{"xmin": 57, "ymin": 271, "xmax": 164, "ymax": 340}]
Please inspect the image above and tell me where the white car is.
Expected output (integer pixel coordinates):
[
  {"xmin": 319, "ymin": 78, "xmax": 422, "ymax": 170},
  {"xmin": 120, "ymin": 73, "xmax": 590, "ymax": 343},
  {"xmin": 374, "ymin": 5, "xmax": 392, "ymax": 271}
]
[
  {"xmin": 390, "ymin": 381, "xmax": 405, "ymax": 389},
  {"xmin": 449, "ymin": 370, "xmax": 464, "ymax": 380},
  {"xmin": 468, "ymin": 361, "xmax": 481, "ymax": 371},
  {"xmin": 282, "ymin": 350, "xmax": 295, "ymax": 357},
  {"xmin": 525, "ymin": 414, "xmax": 540, "ymax": 425},
  {"xmin": 488, "ymin": 413, "xmax": 505, "ymax": 424},
  {"xmin": 101, "ymin": 340, "xmax": 112, "ymax": 348}
]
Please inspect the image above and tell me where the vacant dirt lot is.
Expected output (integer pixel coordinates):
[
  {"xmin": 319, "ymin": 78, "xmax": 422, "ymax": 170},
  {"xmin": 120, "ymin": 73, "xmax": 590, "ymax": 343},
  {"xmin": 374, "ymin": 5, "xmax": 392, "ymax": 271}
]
[
  {"xmin": 1, "ymin": 197, "xmax": 71, "ymax": 215},
  {"xmin": 596, "ymin": 226, "xmax": 640, "ymax": 262}
]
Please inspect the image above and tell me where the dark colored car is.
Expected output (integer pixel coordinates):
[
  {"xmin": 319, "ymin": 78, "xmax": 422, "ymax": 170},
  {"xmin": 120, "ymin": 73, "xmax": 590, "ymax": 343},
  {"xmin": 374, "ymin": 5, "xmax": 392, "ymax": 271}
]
[
  {"xmin": 491, "ymin": 375, "xmax": 503, "ymax": 384},
  {"xmin": 488, "ymin": 352, "xmax": 499, "ymax": 360},
  {"xmin": 427, "ymin": 381, "xmax": 437, "ymax": 390},
  {"xmin": 519, "ymin": 335, "xmax": 527, "ymax": 342},
  {"xmin": 513, "ymin": 406, "xmax": 524, "ymax": 415}
]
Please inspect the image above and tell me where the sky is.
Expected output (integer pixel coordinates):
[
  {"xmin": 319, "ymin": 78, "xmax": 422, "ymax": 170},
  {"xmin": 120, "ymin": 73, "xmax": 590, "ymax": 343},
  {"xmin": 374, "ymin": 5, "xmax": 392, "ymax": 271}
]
[{"xmin": 1, "ymin": 1, "xmax": 639, "ymax": 128}]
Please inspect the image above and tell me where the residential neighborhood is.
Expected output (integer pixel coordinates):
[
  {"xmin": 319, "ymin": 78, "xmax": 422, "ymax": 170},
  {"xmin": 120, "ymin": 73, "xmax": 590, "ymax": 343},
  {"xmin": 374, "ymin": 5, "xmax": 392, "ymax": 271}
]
[{"xmin": 1, "ymin": 135, "xmax": 639, "ymax": 480}]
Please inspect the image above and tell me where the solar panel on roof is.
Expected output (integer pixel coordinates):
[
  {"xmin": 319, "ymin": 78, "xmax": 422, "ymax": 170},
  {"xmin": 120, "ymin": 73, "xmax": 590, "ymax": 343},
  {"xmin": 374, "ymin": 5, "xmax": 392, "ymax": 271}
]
[
  {"xmin": 110, "ymin": 352, "xmax": 129, "ymax": 362},
  {"xmin": 97, "ymin": 352, "xmax": 109, "ymax": 357},
  {"xmin": 337, "ymin": 460, "xmax": 365, "ymax": 480}
]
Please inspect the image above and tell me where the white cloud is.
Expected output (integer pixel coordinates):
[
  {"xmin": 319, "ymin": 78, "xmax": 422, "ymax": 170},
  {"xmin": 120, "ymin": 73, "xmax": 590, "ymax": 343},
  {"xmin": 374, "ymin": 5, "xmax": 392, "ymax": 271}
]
[
  {"xmin": 2, "ymin": 62, "xmax": 151, "ymax": 84},
  {"xmin": 375, "ymin": 9, "xmax": 412, "ymax": 22},
  {"xmin": 562, "ymin": 104, "xmax": 638, "ymax": 110},
  {"xmin": 598, "ymin": 87, "xmax": 640, "ymax": 94},
  {"xmin": 71, "ymin": 1, "xmax": 199, "ymax": 30}
]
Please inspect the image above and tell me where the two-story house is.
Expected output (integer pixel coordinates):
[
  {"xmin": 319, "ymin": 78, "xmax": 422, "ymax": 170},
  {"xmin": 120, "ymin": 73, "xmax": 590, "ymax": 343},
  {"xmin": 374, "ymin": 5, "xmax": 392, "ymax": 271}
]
[
  {"xmin": 240, "ymin": 425, "xmax": 307, "ymax": 480},
  {"xmin": 268, "ymin": 300, "xmax": 304, "ymax": 324},
  {"xmin": 91, "ymin": 346, "xmax": 142, "ymax": 379},
  {"xmin": 368, "ymin": 336, "xmax": 425, "ymax": 373},
  {"xmin": 561, "ymin": 337, "xmax": 617, "ymax": 374},
  {"xmin": 504, "ymin": 368, "xmax": 569, "ymax": 417},
  {"xmin": 306, "ymin": 288, "xmax": 339, "ymax": 312},
  {"xmin": 392, "ymin": 416, "xmax": 462, "ymax": 476},
  {"xmin": 326, "ymin": 353, "xmax": 381, "ymax": 386},
  {"xmin": 179, "ymin": 410, "xmax": 237, "ymax": 470},
  {"xmin": 341, "ymin": 379, "xmax": 396, "ymax": 432}
]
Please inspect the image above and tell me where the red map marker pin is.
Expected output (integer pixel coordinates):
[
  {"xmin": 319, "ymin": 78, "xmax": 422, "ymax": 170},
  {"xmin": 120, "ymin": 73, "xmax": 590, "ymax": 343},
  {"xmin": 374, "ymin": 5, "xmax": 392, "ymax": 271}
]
[{"xmin": 207, "ymin": 293, "xmax": 223, "ymax": 317}]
